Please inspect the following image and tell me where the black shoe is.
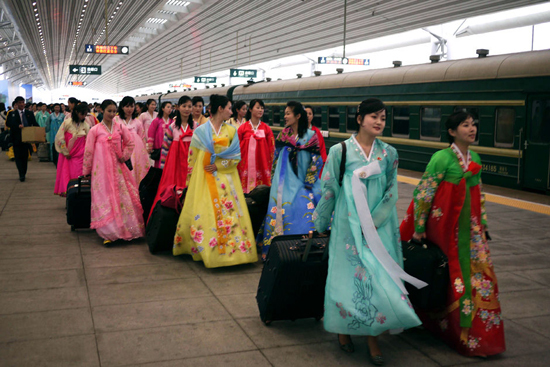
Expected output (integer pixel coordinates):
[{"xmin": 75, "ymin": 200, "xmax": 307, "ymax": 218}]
[{"xmin": 19, "ymin": 176, "xmax": 25, "ymax": 182}]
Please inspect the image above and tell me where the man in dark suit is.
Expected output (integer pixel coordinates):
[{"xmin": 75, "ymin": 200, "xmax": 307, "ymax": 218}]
[{"xmin": 6, "ymin": 96, "xmax": 39, "ymax": 181}]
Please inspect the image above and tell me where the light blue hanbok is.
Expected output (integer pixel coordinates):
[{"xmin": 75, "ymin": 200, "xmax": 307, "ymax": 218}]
[
  {"xmin": 258, "ymin": 127, "xmax": 323, "ymax": 259},
  {"xmin": 47, "ymin": 112, "xmax": 65, "ymax": 157},
  {"xmin": 313, "ymin": 136, "xmax": 423, "ymax": 336}
]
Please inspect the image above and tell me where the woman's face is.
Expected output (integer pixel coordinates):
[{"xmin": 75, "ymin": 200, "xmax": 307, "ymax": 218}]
[
  {"xmin": 162, "ymin": 103, "xmax": 172, "ymax": 117},
  {"xmin": 77, "ymin": 112, "xmax": 87, "ymax": 122},
  {"xmin": 358, "ymin": 109, "xmax": 386, "ymax": 137},
  {"xmin": 103, "ymin": 105, "xmax": 117, "ymax": 122},
  {"xmin": 284, "ymin": 107, "xmax": 299, "ymax": 128},
  {"xmin": 250, "ymin": 102, "xmax": 264, "ymax": 120},
  {"xmin": 148, "ymin": 101, "xmax": 157, "ymax": 112},
  {"xmin": 123, "ymin": 104, "xmax": 135, "ymax": 119},
  {"xmin": 179, "ymin": 100, "xmax": 192, "ymax": 118},
  {"xmin": 305, "ymin": 108, "xmax": 314, "ymax": 125},
  {"xmin": 238, "ymin": 104, "xmax": 248, "ymax": 118},
  {"xmin": 219, "ymin": 102, "xmax": 233, "ymax": 121},
  {"xmin": 135, "ymin": 105, "xmax": 142, "ymax": 115},
  {"xmin": 449, "ymin": 117, "xmax": 477, "ymax": 146},
  {"xmin": 192, "ymin": 102, "xmax": 203, "ymax": 116},
  {"xmin": 54, "ymin": 106, "xmax": 60, "ymax": 113}
]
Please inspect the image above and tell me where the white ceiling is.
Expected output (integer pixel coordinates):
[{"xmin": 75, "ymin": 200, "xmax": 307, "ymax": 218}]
[{"xmin": 2, "ymin": 0, "xmax": 548, "ymax": 94}]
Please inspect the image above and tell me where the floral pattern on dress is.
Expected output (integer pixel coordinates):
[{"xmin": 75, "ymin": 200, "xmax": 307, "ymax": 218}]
[
  {"xmin": 478, "ymin": 309, "xmax": 502, "ymax": 331},
  {"xmin": 412, "ymin": 171, "xmax": 445, "ymax": 231}
]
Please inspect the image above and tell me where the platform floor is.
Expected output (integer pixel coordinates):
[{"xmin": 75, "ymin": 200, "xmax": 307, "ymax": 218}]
[{"xmin": 1, "ymin": 155, "xmax": 549, "ymax": 367}]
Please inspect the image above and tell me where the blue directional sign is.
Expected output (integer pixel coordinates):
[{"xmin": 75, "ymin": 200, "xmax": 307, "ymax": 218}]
[
  {"xmin": 194, "ymin": 76, "xmax": 217, "ymax": 83},
  {"xmin": 230, "ymin": 69, "xmax": 257, "ymax": 78}
]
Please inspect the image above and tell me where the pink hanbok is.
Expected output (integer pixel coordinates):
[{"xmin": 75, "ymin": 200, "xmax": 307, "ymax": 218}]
[
  {"xmin": 83, "ymin": 121, "xmax": 145, "ymax": 241},
  {"xmin": 114, "ymin": 115, "xmax": 150, "ymax": 184},
  {"xmin": 54, "ymin": 118, "xmax": 90, "ymax": 196},
  {"xmin": 139, "ymin": 111, "xmax": 157, "ymax": 139},
  {"xmin": 147, "ymin": 116, "xmax": 172, "ymax": 168}
]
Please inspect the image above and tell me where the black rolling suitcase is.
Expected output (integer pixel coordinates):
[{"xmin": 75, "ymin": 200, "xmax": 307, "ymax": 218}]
[
  {"xmin": 37, "ymin": 143, "xmax": 51, "ymax": 161},
  {"xmin": 244, "ymin": 185, "xmax": 270, "ymax": 238},
  {"xmin": 66, "ymin": 176, "xmax": 91, "ymax": 231},
  {"xmin": 256, "ymin": 231, "xmax": 329, "ymax": 325},
  {"xmin": 139, "ymin": 167, "xmax": 163, "ymax": 223},
  {"xmin": 146, "ymin": 202, "xmax": 179, "ymax": 254},
  {"xmin": 402, "ymin": 238, "xmax": 449, "ymax": 310}
]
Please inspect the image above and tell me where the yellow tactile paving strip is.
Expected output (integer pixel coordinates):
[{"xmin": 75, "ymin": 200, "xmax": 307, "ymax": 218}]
[{"xmin": 397, "ymin": 175, "xmax": 550, "ymax": 216}]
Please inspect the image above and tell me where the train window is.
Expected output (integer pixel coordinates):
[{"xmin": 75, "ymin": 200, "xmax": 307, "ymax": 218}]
[
  {"xmin": 328, "ymin": 106, "xmax": 339, "ymax": 131},
  {"xmin": 420, "ymin": 107, "xmax": 441, "ymax": 140},
  {"xmin": 392, "ymin": 106, "xmax": 410, "ymax": 137},
  {"xmin": 272, "ymin": 106, "xmax": 281, "ymax": 126},
  {"xmin": 530, "ymin": 100, "xmax": 550, "ymax": 144},
  {"xmin": 346, "ymin": 106, "xmax": 358, "ymax": 132},
  {"xmin": 309, "ymin": 106, "xmax": 322, "ymax": 129},
  {"xmin": 495, "ymin": 108, "xmax": 515, "ymax": 147},
  {"xmin": 263, "ymin": 106, "xmax": 271, "ymax": 125},
  {"xmin": 454, "ymin": 106, "xmax": 480, "ymax": 143}
]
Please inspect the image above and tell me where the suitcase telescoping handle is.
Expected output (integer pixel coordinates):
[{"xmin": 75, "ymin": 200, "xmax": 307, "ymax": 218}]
[
  {"xmin": 301, "ymin": 231, "xmax": 329, "ymax": 262},
  {"xmin": 76, "ymin": 175, "xmax": 90, "ymax": 194}
]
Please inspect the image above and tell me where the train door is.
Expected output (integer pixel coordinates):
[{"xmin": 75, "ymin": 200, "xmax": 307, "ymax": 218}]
[{"xmin": 523, "ymin": 96, "xmax": 550, "ymax": 191}]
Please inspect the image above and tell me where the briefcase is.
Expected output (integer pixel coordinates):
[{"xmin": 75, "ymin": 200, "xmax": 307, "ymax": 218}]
[
  {"xmin": 256, "ymin": 231, "xmax": 329, "ymax": 325},
  {"xmin": 22, "ymin": 126, "xmax": 46, "ymax": 143}
]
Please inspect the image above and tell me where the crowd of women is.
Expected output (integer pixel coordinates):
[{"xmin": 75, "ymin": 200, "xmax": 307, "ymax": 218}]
[{"xmin": 44, "ymin": 93, "xmax": 504, "ymax": 364}]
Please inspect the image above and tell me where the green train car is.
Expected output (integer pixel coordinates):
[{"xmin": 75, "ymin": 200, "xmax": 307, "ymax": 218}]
[{"xmin": 150, "ymin": 49, "xmax": 550, "ymax": 193}]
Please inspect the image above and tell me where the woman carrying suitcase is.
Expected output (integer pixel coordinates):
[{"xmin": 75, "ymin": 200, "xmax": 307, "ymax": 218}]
[
  {"xmin": 54, "ymin": 103, "xmax": 90, "ymax": 197},
  {"xmin": 313, "ymin": 98, "xmax": 426, "ymax": 365},
  {"xmin": 83, "ymin": 99, "xmax": 145, "ymax": 246},
  {"xmin": 173, "ymin": 94, "xmax": 257, "ymax": 268},
  {"xmin": 257, "ymin": 101, "xmax": 324, "ymax": 259},
  {"xmin": 147, "ymin": 95, "xmax": 194, "ymax": 222},
  {"xmin": 400, "ymin": 111, "xmax": 505, "ymax": 357}
]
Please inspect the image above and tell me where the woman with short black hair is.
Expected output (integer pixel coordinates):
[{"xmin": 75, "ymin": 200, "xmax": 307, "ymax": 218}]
[{"xmin": 400, "ymin": 111, "xmax": 505, "ymax": 357}]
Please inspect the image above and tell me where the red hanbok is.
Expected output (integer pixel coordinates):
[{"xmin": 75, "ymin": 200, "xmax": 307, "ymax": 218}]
[
  {"xmin": 237, "ymin": 121, "xmax": 275, "ymax": 193},
  {"xmin": 147, "ymin": 122, "xmax": 193, "ymax": 222},
  {"xmin": 400, "ymin": 144, "xmax": 505, "ymax": 357}
]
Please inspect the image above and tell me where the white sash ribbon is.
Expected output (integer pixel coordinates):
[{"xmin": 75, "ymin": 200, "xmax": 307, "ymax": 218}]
[{"xmin": 351, "ymin": 161, "xmax": 427, "ymax": 294}]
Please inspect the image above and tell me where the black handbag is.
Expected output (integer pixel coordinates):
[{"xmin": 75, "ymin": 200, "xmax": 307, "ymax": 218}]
[
  {"xmin": 402, "ymin": 238, "xmax": 449, "ymax": 311},
  {"xmin": 150, "ymin": 149, "xmax": 161, "ymax": 161},
  {"xmin": 124, "ymin": 159, "xmax": 133, "ymax": 171}
]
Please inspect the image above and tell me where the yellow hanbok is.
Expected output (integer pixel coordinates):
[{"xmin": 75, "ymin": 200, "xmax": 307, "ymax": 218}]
[{"xmin": 173, "ymin": 122, "xmax": 258, "ymax": 268}]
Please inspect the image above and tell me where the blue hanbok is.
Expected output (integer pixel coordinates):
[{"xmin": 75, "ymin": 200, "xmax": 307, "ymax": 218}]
[
  {"xmin": 258, "ymin": 127, "xmax": 323, "ymax": 259},
  {"xmin": 313, "ymin": 136, "xmax": 424, "ymax": 336},
  {"xmin": 47, "ymin": 112, "xmax": 65, "ymax": 157}
]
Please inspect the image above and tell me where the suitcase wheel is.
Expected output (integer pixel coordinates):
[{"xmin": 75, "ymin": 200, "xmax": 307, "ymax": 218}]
[{"xmin": 71, "ymin": 225, "xmax": 75, "ymax": 232}]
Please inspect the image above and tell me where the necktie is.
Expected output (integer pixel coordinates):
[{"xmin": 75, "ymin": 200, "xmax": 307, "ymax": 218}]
[{"xmin": 20, "ymin": 111, "xmax": 28, "ymax": 127}]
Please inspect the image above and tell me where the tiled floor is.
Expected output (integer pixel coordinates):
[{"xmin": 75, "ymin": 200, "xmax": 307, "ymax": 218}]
[{"xmin": 1, "ymin": 155, "xmax": 549, "ymax": 366}]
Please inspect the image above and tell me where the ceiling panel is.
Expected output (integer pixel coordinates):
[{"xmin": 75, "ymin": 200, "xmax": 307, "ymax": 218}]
[{"xmin": 2, "ymin": 0, "xmax": 547, "ymax": 93}]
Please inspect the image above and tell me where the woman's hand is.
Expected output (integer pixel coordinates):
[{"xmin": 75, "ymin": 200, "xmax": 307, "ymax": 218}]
[
  {"xmin": 147, "ymin": 144, "xmax": 152, "ymax": 153},
  {"xmin": 204, "ymin": 164, "xmax": 217, "ymax": 173},
  {"xmin": 412, "ymin": 232, "xmax": 426, "ymax": 241},
  {"xmin": 64, "ymin": 153, "xmax": 71, "ymax": 159}
]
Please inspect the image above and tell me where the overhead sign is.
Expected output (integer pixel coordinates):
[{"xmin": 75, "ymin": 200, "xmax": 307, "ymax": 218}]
[
  {"xmin": 85, "ymin": 44, "xmax": 130, "ymax": 55},
  {"xmin": 230, "ymin": 69, "xmax": 257, "ymax": 78},
  {"xmin": 169, "ymin": 83, "xmax": 192, "ymax": 88},
  {"xmin": 69, "ymin": 65, "xmax": 102, "ymax": 75},
  {"xmin": 194, "ymin": 76, "xmax": 216, "ymax": 83},
  {"xmin": 317, "ymin": 57, "xmax": 370, "ymax": 65},
  {"xmin": 68, "ymin": 81, "xmax": 87, "ymax": 86}
]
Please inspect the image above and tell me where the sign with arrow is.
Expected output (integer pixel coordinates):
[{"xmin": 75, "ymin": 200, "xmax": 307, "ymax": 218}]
[
  {"xmin": 194, "ymin": 76, "xmax": 216, "ymax": 83},
  {"xmin": 230, "ymin": 69, "xmax": 257, "ymax": 78},
  {"xmin": 69, "ymin": 65, "xmax": 102, "ymax": 75}
]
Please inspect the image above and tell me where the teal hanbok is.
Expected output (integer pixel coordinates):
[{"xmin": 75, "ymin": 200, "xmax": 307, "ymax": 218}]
[
  {"xmin": 258, "ymin": 127, "xmax": 323, "ymax": 259},
  {"xmin": 313, "ymin": 136, "xmax": 424, "ymax": 336},
  {"xmin": 47, "ymin": 112, "xmax": 65, "ymax": 159}
]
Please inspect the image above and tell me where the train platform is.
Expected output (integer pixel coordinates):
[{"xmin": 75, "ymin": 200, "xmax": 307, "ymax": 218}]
[{"xmin": 0, "ymin": 156, "xmax": 549, "ymax": 367}]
